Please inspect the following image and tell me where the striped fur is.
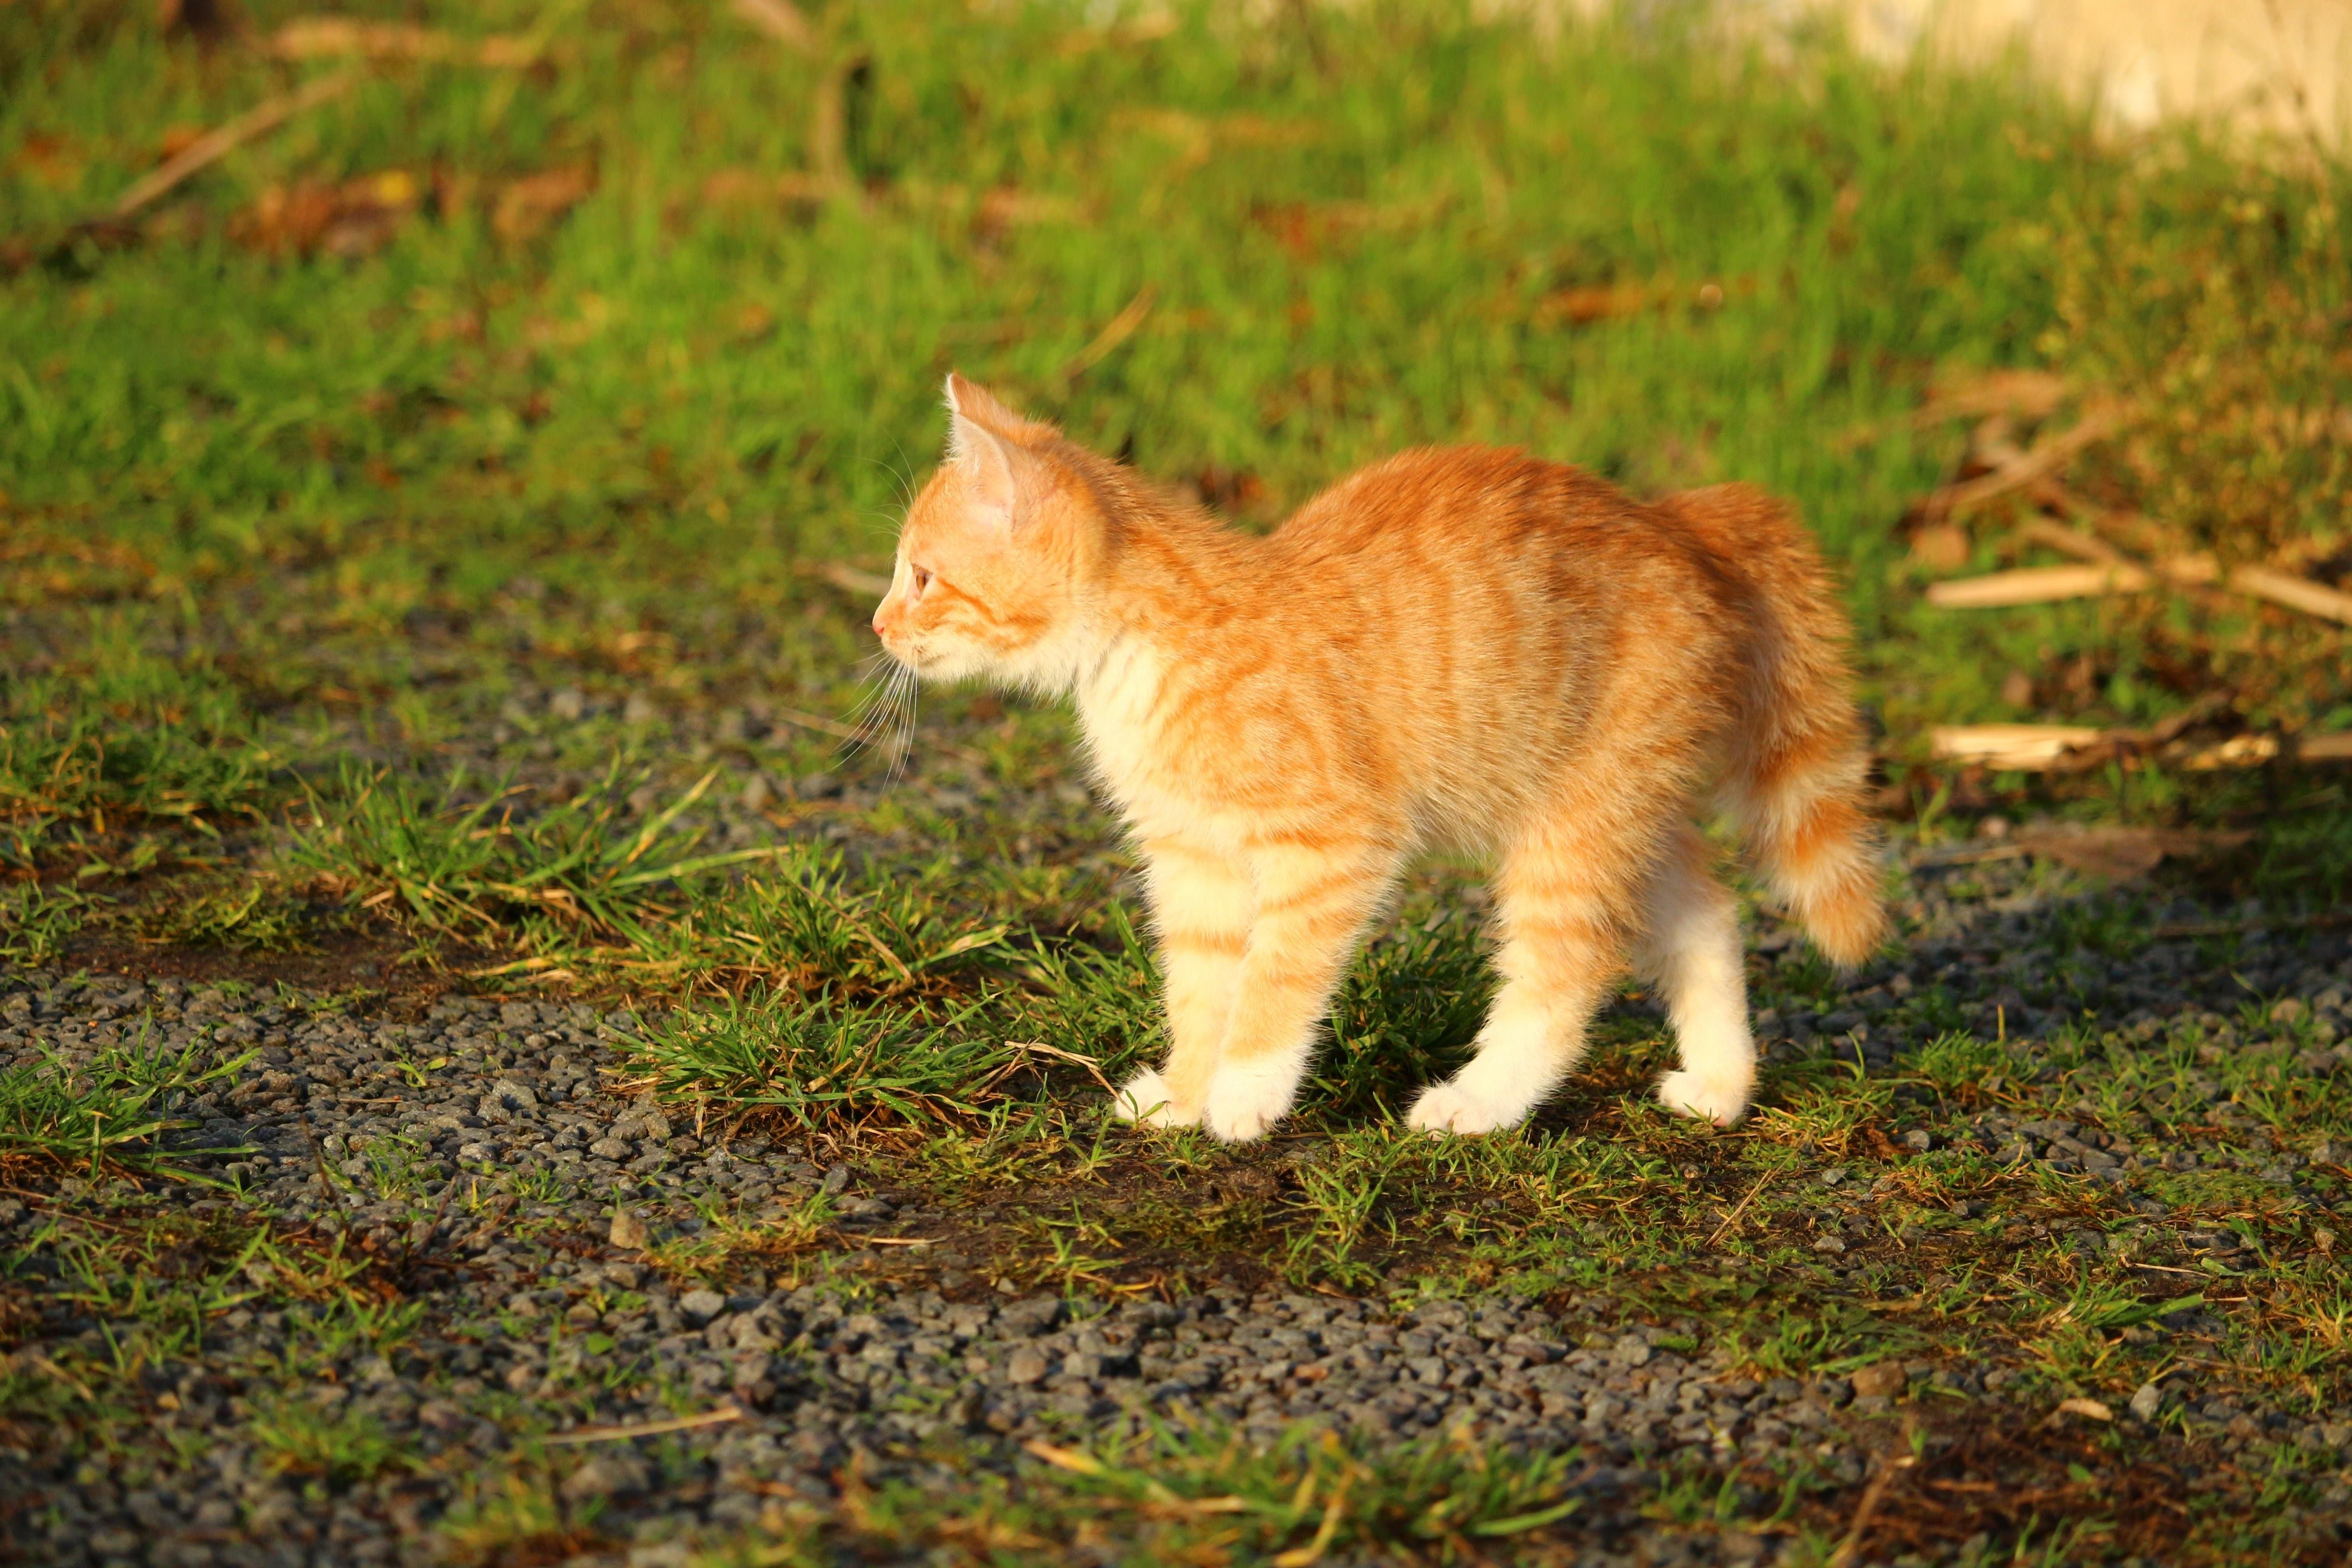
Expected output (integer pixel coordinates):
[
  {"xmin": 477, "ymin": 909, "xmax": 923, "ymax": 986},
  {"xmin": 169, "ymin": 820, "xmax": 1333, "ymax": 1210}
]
[{"xmin": 871, "ymin": 376, "xmax": 1887, "ymax": 1141}]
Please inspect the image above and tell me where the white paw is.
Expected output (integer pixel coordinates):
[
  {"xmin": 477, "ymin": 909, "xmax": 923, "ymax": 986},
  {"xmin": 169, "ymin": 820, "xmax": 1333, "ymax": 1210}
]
[
  {"xmin": 1656, "ymin": 1069, "xmax": 1750, "ymax": 1127},
  {"xmin": 1202, "ymin": 1060, "xmax": 1297, "ymax": 1143},
  {"xmin": 1109, "ymin": 1068, "xmax": 1196, "ymax": 1128},
  {"xmin": 1405, "ymin": 1078, "xmax": 1529, "ymax": 1137}
]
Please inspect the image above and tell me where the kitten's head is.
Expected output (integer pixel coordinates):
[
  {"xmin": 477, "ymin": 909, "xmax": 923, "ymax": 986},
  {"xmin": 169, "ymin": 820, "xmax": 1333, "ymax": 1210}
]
[{"xmin": 872, "ymin": 374, "xmax": 1108, "ymax": 689}]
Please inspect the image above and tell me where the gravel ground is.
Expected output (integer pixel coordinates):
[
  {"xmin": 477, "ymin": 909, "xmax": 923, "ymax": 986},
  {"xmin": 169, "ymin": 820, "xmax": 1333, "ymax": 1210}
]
[{"xmin": 2, "ymin": 835, "xmax": 2350, "ymax": 1566}]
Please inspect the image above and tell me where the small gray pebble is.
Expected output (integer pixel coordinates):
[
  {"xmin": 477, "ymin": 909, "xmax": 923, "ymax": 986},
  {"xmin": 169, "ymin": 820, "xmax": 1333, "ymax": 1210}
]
[{"xmin": 561, "ymin": 1452, "xmax": 651, "ymax": 1501}]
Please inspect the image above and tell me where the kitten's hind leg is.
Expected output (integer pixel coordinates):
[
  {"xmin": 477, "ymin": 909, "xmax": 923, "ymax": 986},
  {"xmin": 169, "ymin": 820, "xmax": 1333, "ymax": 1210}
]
[
  {"xmin": 1634, "ymin": 824, "xmax": 1754, "ymax": 1127},
  {"xmin": 1116, "ymin": 836, "xmax": 1251, "ymax": 1129},
  {"xmin": 1407, "ymin": 823, "xmax": 1624, "ymax": 1136}
]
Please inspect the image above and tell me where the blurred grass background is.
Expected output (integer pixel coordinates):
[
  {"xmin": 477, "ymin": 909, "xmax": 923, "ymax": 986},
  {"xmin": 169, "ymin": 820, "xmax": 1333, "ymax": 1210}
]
[{"xmin": 3, "ymin": 0, "xmax": 2350, "ymax": 949}]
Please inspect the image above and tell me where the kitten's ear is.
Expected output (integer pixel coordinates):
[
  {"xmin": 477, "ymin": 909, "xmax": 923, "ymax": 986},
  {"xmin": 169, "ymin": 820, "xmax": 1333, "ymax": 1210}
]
[
  {"xmin": 945, "ymin": 372, "xmax": 1058, "ymax": 445},
  {"xmin": 944, "ymin": 373, "xmax": 1048, "ymax": 530}
]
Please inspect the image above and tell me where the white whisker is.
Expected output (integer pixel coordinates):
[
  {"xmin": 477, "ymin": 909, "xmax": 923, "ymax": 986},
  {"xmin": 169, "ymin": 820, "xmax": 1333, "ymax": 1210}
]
[
  {"xmin": 839, "ymin": 663, "xmax": 903, "ymax": 755},
  {"xmin": 888, "ymin": 666, "xmax": 917, "ymax": 782},
  {"xmin": 837, "ymin": 659, "xmax": 921, "ymax": 787},
  {"xmin": 845, "ymin": 446, "xmax": 928, "ymax": 787}
]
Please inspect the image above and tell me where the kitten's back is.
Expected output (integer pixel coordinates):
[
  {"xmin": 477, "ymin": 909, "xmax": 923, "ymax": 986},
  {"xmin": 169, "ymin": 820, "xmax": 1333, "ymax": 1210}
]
[
  {"xmin": 1240, "ymin": 449, "xmax": 1886, "ymax": 960},
  {"xmin": 1254, "ymin": 446, "xmax": 1753, "ymax": 793}
]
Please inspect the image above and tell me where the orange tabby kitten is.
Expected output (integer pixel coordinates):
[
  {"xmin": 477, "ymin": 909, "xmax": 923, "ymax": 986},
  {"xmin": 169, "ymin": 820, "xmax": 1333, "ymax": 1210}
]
[{"xmin": 872, "ymin": 375, "xmax": 1886, "ymax": 1142}]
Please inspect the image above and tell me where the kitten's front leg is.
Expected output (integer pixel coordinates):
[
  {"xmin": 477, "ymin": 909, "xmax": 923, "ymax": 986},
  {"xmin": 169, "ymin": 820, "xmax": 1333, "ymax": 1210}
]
[
  {"xmin": 1114, "ymin": 836, "xmax": 1251, "ymax": 1128},
  {"xmin": 1202, "ymin": 836, "xmax": 1396, "ymax": 1142}
]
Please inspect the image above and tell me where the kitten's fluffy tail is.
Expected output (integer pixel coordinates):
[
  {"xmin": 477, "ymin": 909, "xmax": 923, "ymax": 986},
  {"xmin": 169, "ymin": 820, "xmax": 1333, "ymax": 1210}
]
[{"xmin": 1667, "ymin": 485, "xmax": 1890, "ymax": 969}]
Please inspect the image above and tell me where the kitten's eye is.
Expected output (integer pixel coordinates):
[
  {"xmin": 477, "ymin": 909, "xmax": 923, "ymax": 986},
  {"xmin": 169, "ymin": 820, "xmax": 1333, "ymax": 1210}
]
[{"xmin": 911, "ymin": 565, "xmax": 934, "ymax": 596}]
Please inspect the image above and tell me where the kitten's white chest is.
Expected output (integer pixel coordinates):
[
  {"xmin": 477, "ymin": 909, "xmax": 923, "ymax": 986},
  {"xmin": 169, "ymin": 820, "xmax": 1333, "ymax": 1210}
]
[{"xmin": 1073, "ymin": 635, "xmax": 1210, "ymax": 838}]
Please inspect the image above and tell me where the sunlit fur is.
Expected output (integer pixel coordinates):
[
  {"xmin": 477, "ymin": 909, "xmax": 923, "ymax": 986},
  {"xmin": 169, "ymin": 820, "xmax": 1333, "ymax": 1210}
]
[{"xmin": 874, "ymin": 374, "xmax": 1888, "ymax": 1142}]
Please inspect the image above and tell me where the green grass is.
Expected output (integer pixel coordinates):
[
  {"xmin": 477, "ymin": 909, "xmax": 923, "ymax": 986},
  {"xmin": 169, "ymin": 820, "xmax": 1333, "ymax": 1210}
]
[
  {"xmin": 0, "ymin": 882, "xmax": 95, "ymax": 964},
  {"xmin": 624, "ymin": 994, "xmax": 1016, "ymax": 1132},
  {"xmin": 5, "ymin": 0, "xmax": 2348, "ymax": 933},
  {"xmin": 279, "ymin": 748, "xmax": 1034, "ymax": 1000},
  {"xmin": 3, "ymin": 1185, "xmax": 435, "ymax": 1479},
  {"xmin": 1317, "ymin": 913, "xmax": 1495, "ymax": 1122},
  {"xmin": 7, "ymin": 3, "xmax": 2352, "ymax": 1559},
  {"xmin": 0, "ymin": 1028, "xmax": 246, "ymax": 1181},
  {"xmin": 287, "ymin": 759, "xmax": 795, "ymax": 947},
  {"xmin": 439, "ymin": 1415, "xmax": 1606, "ymax": 1566},
  {"xmin": 613, "ymin": 834, "xmax": 1017, "ymax": 998},
  {"xmin": 990, "ymin": 1421, "xmax": 1595, "ymax": 1553},
  {"xmin": 1, "ymin": 622, "xmax": 277, "ymax": 866},
  {"xmin": 6, "ymin": 0, "xmax": 2345, "ymax": 737},
  {"xmin": 247, "ymin": 1396, "xmax": 414, "ymax": 1486},
  {"xmin": 121, "ymin": 876, "xmax": 314, "ymax": 950}
]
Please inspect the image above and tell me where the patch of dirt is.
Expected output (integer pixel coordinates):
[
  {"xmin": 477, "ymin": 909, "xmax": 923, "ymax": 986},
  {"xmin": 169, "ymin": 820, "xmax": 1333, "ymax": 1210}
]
[
  {"xmin": 1813, "ymin": 1406, "xmax": 2349, "ymax": 1564},
  {"xmin": 59, "ymin": 927, "xmax": 449, "ymax": 1013}
]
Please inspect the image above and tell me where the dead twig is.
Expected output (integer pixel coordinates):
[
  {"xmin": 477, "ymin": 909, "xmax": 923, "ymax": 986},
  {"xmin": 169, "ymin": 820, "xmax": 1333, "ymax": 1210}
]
[
  {"xmin": 1927, "ymin": 725, "xmax": 2106, "ymax": 770},
  {"xmin": 1926, "ymin": 553, "xmax": 2352, "ymax": 624},
  {"xmin": 1929, "ymin": 722, "xmax": 2352, "ymax": 773},
  {"xmin": 1922, "ymin": 370, "xmax": 2071, "ymax": 426},
  {"xmin": 1925, "ymin": 563, "xmax": 2152, "ymax": 608},
  {"xmin": 1705, "ymin": 1170, "xmax": 1775, "ymax": 1246},
  {"xmin": 546, "ymin": 1402, "xmax": 744, "ymax": 1445},
  {"xmin": 1060, "ymin": 282, "xmax": 1160, "ymax": 382},
  {"xmin": 1826, "ymin": 1444, "xmax": 1918, "ymax": 1568},
  {"xmin": 2226, "ymin": 563, "xmax": 2352, "ymax": 626},
  {"xmin": 1832, "ymin": 369, "xmax": 2067, "ymax": 452},
  {"xmin": 268, "ymin": 19, "xmax": 542, "ymax": 67},
  {"xmin": 990, "ymin": 1039, "xmax": 1122, "ymax": 1103},
  {"xmin": 1927, "ymin": 453, "xmax": 2352, "ymax": 623},
  {"xmin": 1923, "ymin": 405, "xmax": 2130, "ymax": 518},
  {"xmin": 2014, "ymin": 517, "xmax": 2117, "ymax": 563},
  {"xmin": 730, "ymin": 0, "xmax": 818, "ymax": 53},
  {"xmin": 111, "ymin": 69, "xmax": 361, "ymax": 220}
]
